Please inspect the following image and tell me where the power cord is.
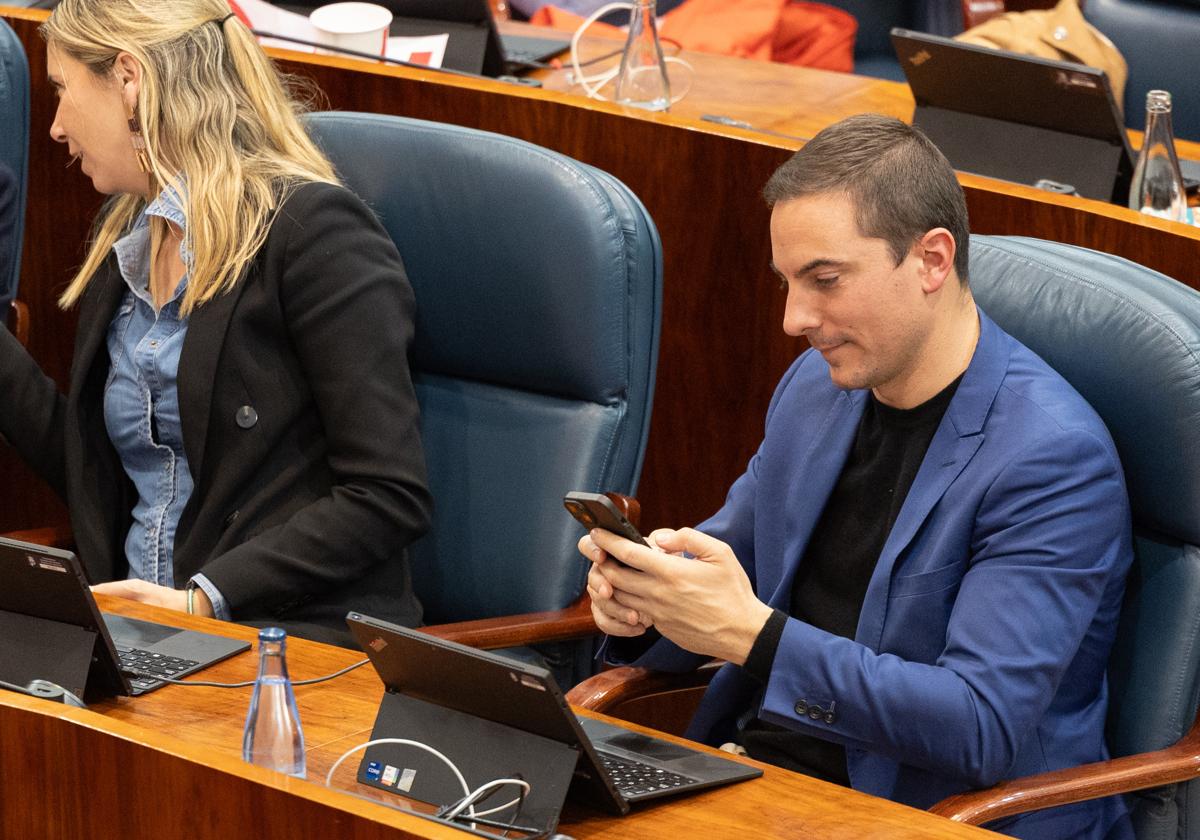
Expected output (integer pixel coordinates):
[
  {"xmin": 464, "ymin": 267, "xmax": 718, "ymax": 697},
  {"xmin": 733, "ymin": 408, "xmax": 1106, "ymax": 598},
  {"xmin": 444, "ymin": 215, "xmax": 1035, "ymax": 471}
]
[
  {"xmin": 566, "ymin": 2, "xmax": 693, "ymax": 105},
  {"xmin": 326, "ymin": 737, "xmax": 536, "ymax": 836},
  {"xmin": 124, "ymin": 657, "xmax": 370, "ymax": 689},
  {"xmin": 0, "ymin": 677, "xmax": 87, "ymax": 708}
]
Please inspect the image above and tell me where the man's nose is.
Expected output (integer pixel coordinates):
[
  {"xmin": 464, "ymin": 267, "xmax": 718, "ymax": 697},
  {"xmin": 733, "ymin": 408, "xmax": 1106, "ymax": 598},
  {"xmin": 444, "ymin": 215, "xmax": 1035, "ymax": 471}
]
[{"xmin": 782, "ymin": 287, "xmax": 820, "ymax": 337}]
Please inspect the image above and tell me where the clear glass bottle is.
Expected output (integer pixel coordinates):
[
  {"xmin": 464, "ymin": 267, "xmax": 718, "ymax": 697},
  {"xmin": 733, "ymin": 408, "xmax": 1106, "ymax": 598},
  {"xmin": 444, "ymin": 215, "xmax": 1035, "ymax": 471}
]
[
  {"xmin": 614, "ymin": 0, "xmax": 670, "ymax": 112},
  {"xmin": 1128, "ymin": 90, "xmax": 1189, "ymax": 222},
  {"xmin": 242, "ymin": 627, "xmax": 306, "ymax": 779}
]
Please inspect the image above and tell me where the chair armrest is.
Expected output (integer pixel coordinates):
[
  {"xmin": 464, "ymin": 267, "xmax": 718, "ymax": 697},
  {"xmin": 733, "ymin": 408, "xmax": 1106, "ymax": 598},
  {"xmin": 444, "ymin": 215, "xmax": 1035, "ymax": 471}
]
[
  {"xmin": 420, "ymin": 491, "xmax": 640, "ymax": 650},
  {"xmin": 7, "ymin": 299, "xmax": 29, "ymax": 348},
  {"xmin": 961, "ymin": 0, "xmax": 1007, "ymax": 29},
  {"xmin": 930, "ymin": 710, "xmax": 1200, "ymax": 825},
  {"xmin": 420, "ymin": 593, "xmax": 597, "ymax": 649},
  {"xmin": 567, "ymin": 661, "xmax": 722, "ymax": 711},
  {"xmin": 2, "ymin": 523, "xmax": 75, "ymax": 550}
]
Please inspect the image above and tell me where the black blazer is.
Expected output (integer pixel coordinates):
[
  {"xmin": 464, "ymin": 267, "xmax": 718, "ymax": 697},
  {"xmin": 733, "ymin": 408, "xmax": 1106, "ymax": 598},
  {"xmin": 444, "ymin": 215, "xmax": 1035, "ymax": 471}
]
[{"xmin": 0, "ymin": 182, "xmax": 432, "ymax": 647}]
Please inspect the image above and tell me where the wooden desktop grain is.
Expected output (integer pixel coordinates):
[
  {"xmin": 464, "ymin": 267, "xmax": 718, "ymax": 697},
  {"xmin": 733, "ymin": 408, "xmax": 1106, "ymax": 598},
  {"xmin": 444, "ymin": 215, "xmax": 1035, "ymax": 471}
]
[{"xmin": 0, "ymin": 597, "xmax": 999, "ymax": 839}]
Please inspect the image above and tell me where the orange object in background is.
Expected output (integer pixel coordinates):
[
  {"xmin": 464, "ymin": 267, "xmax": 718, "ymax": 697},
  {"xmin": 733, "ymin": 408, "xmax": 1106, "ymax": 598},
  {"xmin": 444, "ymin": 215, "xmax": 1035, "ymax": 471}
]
[{"xmin": 530, "ymin": 0, "xmax": 856, "ymax": 71}]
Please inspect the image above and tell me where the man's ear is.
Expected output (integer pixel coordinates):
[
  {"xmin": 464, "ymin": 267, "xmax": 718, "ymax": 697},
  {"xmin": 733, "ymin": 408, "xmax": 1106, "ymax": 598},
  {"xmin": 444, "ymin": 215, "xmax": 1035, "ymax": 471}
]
[
  {"xmin": 112, "ymin": 52, "xmax": 142, "ymax": 113},
  {"xmin": 916, "ymin": 227, "xmax": 957, "ymax": 294}
]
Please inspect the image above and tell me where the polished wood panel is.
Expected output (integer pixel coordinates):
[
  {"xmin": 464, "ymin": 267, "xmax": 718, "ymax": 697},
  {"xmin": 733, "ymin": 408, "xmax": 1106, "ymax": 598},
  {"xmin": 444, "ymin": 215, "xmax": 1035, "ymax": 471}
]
[
  {"xmin": 0, "ymin": 597, "xmax": 1000, "ymax": 839},
  {"xmin": 4, "ymin": 7, "xmax": 1198, "ymax": 539}
]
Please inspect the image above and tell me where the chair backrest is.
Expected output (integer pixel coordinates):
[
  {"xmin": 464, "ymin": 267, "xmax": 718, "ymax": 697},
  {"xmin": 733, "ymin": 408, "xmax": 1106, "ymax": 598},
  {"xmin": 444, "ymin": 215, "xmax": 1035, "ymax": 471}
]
[
  {"xmin": 0, "ymin": 17, "xmax": 29, "ymax": 315},
  {"xmin": 969, "ymin": 235, "xmax": 1200, "ymax": 838},
  {"xmin": 1083, "ymin": 0, "xmax": 1200, "ymax": 140},
  {"xmin": 305, "ymin": 112, "xmax": 661, "ymax": 624}
]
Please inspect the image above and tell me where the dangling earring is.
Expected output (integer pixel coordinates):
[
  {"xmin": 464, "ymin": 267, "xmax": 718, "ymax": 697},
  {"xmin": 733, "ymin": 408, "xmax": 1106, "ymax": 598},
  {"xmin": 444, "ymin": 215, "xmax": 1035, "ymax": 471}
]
[{"xmin": 127, "ymin": 106, "xmax": 150, "ymax": 174}]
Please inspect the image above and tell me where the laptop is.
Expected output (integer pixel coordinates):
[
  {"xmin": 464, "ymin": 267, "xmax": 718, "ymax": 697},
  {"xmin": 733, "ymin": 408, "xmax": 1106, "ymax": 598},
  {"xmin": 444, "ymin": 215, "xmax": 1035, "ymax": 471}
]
[
  {"xmin": 0, "ymin": 536, "xmax": 249, "ymax": 702},
  {"xmin": 890, "ymin": 29, "xmax": 1200, "ymax": 203},
  {"xmin": 282, "ymin": 2, "xmax": 570, "ymax": 76},
  {"xmin": 347, "ymin": 612, "xmax": 761, "ymax": 834}
]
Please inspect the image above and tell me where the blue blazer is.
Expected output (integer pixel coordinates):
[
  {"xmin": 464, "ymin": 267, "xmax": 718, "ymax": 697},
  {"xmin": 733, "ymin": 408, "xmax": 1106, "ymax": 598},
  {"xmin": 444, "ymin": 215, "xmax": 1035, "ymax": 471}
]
[{"xmin": 618, "ymin": 310, "xmax": 1133, "ymax": 839}]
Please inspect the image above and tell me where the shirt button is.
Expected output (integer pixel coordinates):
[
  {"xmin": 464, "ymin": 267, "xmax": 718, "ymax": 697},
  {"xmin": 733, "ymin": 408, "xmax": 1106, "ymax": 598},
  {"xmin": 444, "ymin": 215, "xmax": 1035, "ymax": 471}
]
[{"xmin": 236, "ymin": 406, "xmax": 258, "ymax": 429}]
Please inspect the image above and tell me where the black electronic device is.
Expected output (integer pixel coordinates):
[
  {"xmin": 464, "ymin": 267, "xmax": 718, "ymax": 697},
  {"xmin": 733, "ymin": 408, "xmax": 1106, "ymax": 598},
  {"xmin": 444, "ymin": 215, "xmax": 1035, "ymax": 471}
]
[
  {"xmin": 891, "ymin": 28, "xmax": 1138, "ymax": 203},
  {"xmin": 0, "ymin": 536, "xmax": 249, "ymax": 702},
  {"xmin": 563, "ymin": 491, "xmax": 650, "ymax": 547},
  {"xmin": 347, "ymin": 613, "xmax": 761, "ymax": 835},
  {"xmin": 282, "ymin": 1, "xmax": 568, "ymax": 76}
]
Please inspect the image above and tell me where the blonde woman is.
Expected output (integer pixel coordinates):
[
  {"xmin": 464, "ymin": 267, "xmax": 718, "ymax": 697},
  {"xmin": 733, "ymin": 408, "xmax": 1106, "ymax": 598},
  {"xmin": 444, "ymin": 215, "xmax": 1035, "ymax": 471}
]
[{"xmin": 0, "ymin": 0, "xmax": 432, "ymax": 647}]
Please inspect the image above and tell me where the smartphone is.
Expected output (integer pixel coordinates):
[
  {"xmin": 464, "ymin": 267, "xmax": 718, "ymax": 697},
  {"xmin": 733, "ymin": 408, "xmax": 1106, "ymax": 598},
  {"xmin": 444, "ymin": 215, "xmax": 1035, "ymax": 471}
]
[{"xmin": 563, "ymin": 491, "xmax": 651, "ymax": 547}]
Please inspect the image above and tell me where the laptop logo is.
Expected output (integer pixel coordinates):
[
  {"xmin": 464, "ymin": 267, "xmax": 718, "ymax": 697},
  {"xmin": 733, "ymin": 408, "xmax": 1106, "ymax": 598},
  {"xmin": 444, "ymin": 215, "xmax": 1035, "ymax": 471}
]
[
  {"xmin": 909, "ymin": 49, "xmax": 932, "ymax": 66},
  {"xmin": 29, "ymin": 555, "xmax": 67, "ymax": 573},
  {"xmin": 368, "ymin": 636, "xmax": 388, "ymax": 652},
  {"xmin": 1056, "ymin": 70, "xmax": 1099, "ymax": 90}
]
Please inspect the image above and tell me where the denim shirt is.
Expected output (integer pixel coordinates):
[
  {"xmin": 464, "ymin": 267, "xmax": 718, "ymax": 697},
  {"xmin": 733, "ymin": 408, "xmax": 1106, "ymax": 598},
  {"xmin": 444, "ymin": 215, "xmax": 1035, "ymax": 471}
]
[{"xmin": 105, "ymin": 187, "xmax": 230, "ymax": 619}]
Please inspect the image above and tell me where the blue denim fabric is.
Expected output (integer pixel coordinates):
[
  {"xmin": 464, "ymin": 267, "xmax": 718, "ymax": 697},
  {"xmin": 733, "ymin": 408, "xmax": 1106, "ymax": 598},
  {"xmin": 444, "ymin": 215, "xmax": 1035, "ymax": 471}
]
[{"xmin": 105, "ymin": 186, "xmax": 229, "ymax": 620}]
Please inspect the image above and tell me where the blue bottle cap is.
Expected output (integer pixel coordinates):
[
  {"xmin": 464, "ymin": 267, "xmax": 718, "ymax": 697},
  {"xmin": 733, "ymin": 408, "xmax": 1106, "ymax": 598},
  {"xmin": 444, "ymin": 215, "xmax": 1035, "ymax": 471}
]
[{"xmin": 258, "ymin": 627, "xmax": 287, "ymax": 643}]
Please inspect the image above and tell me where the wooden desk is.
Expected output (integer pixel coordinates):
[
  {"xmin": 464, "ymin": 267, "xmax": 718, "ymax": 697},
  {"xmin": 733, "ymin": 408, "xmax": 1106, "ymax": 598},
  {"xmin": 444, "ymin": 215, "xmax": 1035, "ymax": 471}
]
[
  {"xmin": 3, "ymin": 6, "xmax": 1198, "ymax": 539},
  {"xmin": 0, "ymin": 597, "xmax": 999, "ymax": 839}
]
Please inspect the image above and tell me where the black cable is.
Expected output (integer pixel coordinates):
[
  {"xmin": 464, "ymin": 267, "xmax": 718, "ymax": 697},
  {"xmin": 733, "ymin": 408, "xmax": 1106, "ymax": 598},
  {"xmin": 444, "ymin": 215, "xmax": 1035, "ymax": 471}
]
[{"xmin": 125, "ymin": 657, "xmax": 370, "ymax": 689}]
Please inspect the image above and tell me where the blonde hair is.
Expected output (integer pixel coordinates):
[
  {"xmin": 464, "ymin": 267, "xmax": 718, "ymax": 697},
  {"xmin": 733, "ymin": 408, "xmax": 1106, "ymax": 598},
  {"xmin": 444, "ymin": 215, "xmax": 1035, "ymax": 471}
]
[{"xmin": 42, "ymin": 0, "xmax": 339, "ymax": 314}]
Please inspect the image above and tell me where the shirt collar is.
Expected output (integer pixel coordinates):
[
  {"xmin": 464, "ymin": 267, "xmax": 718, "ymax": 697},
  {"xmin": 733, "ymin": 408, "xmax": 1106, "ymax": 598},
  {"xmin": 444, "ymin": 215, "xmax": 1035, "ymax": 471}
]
[{"xmin": 112, "ymin": 182, "xmax": 191, "ymax": 307}]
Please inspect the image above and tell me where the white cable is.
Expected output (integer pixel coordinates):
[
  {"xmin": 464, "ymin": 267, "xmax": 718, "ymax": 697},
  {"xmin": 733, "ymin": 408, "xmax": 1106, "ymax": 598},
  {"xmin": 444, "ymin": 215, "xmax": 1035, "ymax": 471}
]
[
  {"xmin": 442, "ymin": 777, "xmax": 531, "ymax": 820},
  {"xmin": 323, "ymin": 738, "xmax": 535, "ymax": 830},
  {"xmin": 567, "ymin": 3, "xmax": 695, "ymax": 105},
  {"xmin": 569, "ymin": 2, "xmax": 633, "ymax": 97},
  {"xmin": 324, "ymin": 737, "xmax": 472, "ymax": 817}
]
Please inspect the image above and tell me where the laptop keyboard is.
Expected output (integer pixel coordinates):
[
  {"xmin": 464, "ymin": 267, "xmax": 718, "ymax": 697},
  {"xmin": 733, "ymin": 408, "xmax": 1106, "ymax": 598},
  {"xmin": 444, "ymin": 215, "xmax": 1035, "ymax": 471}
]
[
  {"xmin": 116, "ymin": 646, "xmax": 199, "ymax": 691},
  {"xmin": 598, "ymin": 751, "xmax": 698, "ymax": 797}
]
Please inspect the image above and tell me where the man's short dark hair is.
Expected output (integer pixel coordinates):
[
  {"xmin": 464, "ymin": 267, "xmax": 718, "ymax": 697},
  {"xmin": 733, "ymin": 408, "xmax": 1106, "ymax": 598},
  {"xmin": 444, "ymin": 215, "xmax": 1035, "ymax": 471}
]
[{"xmin": 763, "ymin": 114, "xmax": 970, "ymax": 284}]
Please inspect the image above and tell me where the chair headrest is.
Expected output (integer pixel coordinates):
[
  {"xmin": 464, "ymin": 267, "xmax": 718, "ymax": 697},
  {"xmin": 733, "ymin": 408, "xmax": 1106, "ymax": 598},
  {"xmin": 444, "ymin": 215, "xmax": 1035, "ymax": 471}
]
[
  {"xmin": 970, "ymin": 235, "xmax": 1200, "ymax": 544},
  {"xmin": 305, "ymin": 111, "xmax": 661, "ymax": 410}
]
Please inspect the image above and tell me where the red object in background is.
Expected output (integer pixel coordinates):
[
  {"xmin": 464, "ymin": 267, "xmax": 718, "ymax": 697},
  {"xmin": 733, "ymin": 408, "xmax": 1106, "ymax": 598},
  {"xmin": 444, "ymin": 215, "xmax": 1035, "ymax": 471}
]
[{"xmin": 530, "ymin": 0, "xmax": 856, "ymax": 72}]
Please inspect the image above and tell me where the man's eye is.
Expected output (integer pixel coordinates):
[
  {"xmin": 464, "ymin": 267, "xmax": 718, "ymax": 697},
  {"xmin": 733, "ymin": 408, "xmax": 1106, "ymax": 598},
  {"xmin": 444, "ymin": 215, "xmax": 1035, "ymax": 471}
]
[{"xmin": 814, "ymin": 275, "xmax": 839, "ymax": 288}]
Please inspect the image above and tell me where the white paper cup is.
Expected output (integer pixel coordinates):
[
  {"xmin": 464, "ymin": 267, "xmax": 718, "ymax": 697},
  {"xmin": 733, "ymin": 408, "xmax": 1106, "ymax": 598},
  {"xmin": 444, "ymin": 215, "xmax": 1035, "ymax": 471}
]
[{"xmin": 309, "ymin": 3, "xmax": 393, "ymax": 57}]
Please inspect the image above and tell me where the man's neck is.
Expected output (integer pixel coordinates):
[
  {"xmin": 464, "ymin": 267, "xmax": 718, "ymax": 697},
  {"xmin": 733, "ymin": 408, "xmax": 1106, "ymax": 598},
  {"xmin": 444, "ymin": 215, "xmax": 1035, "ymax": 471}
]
[{"xmin": 873, "ymin": 296, "xmax": 980, "ymax": 409}]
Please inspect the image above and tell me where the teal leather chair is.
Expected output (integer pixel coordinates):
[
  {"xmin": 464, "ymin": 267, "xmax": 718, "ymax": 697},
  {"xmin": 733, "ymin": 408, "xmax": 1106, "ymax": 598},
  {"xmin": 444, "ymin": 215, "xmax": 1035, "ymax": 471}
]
[
  {"xmin": 306, "ymin": 112, "xmax": 662, "ymax": 686},
  {"xmin": 571, "ymin": 235, "xmax": 1200, "ymax": 836},
  {"xmin": 0, "ymin": 17, "xmax": 29, "ymax": 334},
  {"xmin": 1082, "ymin": 0, "xmax": 1200, "ymax": 140}
]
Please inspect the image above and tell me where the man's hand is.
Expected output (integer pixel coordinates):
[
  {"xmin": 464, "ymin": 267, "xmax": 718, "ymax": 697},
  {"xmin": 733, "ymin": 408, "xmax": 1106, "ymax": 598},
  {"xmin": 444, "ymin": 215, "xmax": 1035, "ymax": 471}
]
[
  {"xmin": 580, "ymin": 531, "xmax": 654, "ymax": 637},
  {"xmin": 91, "ymin": 579, "xmax": 214, "ymax": 618},
  {"xmin": 585, "ymin": 527, "xmax": 774, "ymax": 664}
]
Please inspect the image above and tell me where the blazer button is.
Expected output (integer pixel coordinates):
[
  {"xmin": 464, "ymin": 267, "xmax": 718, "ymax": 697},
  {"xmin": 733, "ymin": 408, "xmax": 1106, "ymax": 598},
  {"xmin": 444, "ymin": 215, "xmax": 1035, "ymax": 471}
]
[
  {"xmin": 794, "ymin": 700, "xmax": 808, "ymax": 716},
  {"xmin": 236, "ymin": 405, "xmax": 258, "ymax": 429}
]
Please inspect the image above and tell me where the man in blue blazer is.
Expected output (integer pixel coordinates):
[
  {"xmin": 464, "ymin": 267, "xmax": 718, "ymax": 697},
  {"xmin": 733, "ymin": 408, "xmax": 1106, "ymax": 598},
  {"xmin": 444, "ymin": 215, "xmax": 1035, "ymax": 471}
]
[{"xmin": 582, "ymin": 115, "xmax": 1133, "ymax": 839}]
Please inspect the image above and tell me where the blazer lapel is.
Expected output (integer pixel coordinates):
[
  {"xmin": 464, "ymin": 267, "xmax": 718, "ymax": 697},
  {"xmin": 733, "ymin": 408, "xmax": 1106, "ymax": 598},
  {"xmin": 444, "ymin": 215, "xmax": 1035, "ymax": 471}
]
[
  {"xmin": 177, "ymin": 276, "xmax": 250, "ymax": 487},
  {"xmin": 856, "ymin": 309, "xmax": 1012, "ymax": 651},
  {"xmin": 71, "ymin": 257, "xmax": 126, "ymax": 392},
  {"xmin": 767, "ymin": 388, "xmax": 867, "ymax": 608}
]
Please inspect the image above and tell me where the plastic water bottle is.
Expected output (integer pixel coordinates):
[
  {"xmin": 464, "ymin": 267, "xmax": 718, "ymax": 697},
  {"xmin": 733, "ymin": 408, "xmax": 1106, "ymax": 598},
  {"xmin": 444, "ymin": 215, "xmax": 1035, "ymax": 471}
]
[
  {"xmin": 242, "ymin": 627, "xmax": 306, "ymax": 778},
  {"xmin": 1128, "ymin": 90, "xmax": 1190, "ymax": 223},
  {"xmin": 614, "ymin": 0, "xmax": 670, "ymax": 111}
]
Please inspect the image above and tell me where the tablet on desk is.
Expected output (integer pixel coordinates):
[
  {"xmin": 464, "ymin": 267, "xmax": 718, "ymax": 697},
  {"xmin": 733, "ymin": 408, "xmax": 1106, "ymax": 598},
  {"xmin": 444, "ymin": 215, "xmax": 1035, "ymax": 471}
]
[
  {"xmin": 891, "ymin": 29, "xmax": 1139, "ymax": 203},
  {"xmin": 347, "ymin": 612, "xmax": 761, "ymax": 836},
  {"xmin": 0, "ymin": 537, "xmax": 248, "ymax": 702}
]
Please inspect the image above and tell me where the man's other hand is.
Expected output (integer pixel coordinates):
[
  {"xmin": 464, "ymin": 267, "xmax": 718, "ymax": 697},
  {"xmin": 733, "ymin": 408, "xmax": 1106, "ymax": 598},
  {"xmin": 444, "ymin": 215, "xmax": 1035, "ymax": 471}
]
[{"xmin": 588, "ymin": 527, "xmax": 773, "ymax": 664}]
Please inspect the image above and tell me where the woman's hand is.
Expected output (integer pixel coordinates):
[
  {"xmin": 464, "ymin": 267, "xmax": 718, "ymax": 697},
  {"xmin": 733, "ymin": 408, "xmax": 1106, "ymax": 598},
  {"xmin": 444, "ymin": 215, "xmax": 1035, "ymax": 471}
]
[{"xmin": 91, "ymin": 579, "xmax": 214, "ymax": 618}]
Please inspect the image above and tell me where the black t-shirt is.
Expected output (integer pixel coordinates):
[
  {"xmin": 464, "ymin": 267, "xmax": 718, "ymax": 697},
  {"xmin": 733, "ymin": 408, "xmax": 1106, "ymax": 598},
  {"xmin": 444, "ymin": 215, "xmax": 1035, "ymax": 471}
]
[{"xmin": 739, "ymin": 374, "xmax": 963, "ymax": 785}]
